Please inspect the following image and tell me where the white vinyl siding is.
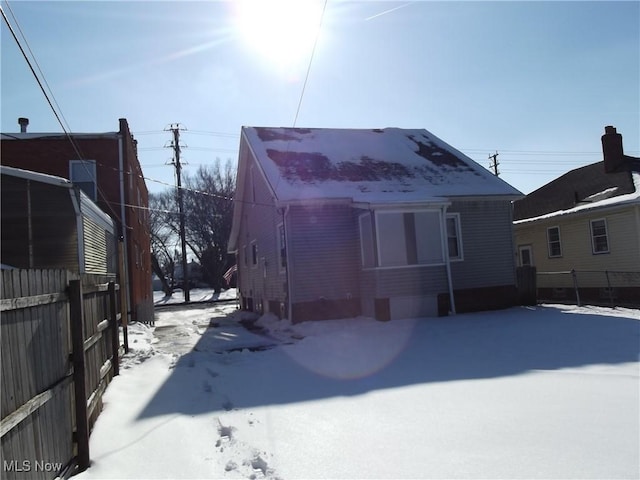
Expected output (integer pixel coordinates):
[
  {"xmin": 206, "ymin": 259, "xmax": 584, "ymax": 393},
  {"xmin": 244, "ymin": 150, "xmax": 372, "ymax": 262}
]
[{"xmin": 514, "ymin": 207, "xmax": 640, "ymax": 273}]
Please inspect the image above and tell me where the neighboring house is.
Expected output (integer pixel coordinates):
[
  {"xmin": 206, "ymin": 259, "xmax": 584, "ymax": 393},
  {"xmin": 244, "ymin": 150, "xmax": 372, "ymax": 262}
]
[
  {"xmin": 513, "ymin": 126, "xmax": 640, "ymax": 304},
  {"xmin": 228, "ymin": 127, "xmax": 523, "ymax": 322},
  {"xmin": 1, "ymin": 118, "xmax": 153, "ymax": 323},
  {"xmin": 1, "ymin": 165, "xmax": 116, "ymax": 275}
]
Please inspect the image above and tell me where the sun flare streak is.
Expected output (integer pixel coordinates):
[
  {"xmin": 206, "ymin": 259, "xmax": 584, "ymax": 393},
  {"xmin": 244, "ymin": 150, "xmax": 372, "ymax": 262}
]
[{"xmin": 233, "ymin": 0, "xmax": 325, "ymax": 69}]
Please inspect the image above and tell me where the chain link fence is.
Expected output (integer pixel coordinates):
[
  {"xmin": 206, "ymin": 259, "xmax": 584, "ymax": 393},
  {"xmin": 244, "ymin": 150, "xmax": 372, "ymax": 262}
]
[{"xmin": 536, "ymin": 270, "xmax": 640, "ymax": 308}]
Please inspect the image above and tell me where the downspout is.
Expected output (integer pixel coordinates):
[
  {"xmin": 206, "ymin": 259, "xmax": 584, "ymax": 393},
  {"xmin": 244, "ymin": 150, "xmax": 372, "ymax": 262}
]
[
  {"xmin": 283, "ymin": 205, "xmax": 293, "ymax": 322},
  {"xmin": 118, "ymin": 135, "xmax": 132, "ymax": 322},
  {"xmin": 441, "ymin": 204, "xmax": 456, "ymax": 315}
]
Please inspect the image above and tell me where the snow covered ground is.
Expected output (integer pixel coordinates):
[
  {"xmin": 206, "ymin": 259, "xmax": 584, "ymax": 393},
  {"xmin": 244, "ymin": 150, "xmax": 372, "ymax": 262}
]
[
  {"xmin": 153, "ymin": 288, "xmax": 238, "ymax": 305},
  {"xmin": 75, "ymin": 302, "xmax": 640, "ymax": 479}
]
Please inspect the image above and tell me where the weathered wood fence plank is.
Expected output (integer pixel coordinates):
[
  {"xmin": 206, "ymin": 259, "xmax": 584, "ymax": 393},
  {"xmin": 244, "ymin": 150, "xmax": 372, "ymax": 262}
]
[{"xmin": 1, "ymin": 269, "xmax": 122, "ymax": 479}]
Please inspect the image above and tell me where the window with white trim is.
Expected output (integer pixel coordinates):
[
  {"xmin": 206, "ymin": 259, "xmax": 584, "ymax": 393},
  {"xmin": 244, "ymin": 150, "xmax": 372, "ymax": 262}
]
[
  {"xmin": 590, "ymin": 219, "xmax": 609, "ymax": 254},
  {"xmin": 446, "ymin": 214, "xmax": 463, "ymax": 260},
  {"xmin": 69, "ymin": 160, "xmax": 97, "ymax": 201},
  {"xmin": 375, "ymin": 210, "xmax": 443, "ymax": 267},
  {"xmin": 547, "ymin": 226, "xmax": 562, "ymax": 257},
  {"xmin": 359, "ymin": 213, "xmax": 375, "ymax": 268}
]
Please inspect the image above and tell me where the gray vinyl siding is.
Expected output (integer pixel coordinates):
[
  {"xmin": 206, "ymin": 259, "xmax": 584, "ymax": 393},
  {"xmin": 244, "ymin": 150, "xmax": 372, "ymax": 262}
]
[
  {"xmin": 448, "ymin": 199, "xmax": 517, "ymax": 289},
  {"xmin": 360, "ymin": 265, "xmax": 448, "ymax": 298},
  {"xmin": 287, "ymin": 204, "xmax": 360, "ymax": 303},
  {"xmin": 236, "ymin": 155, "xmax": 283, "ymax": 310}
]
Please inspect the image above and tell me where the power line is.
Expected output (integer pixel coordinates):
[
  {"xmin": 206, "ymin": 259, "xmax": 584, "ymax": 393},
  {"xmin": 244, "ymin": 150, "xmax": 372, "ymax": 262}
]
[
  {"xmin": 1, "ymin": 1, "xmax": 123, "ymax": 222},
  {"xmin": 293, "ymin": 0, "xmax": 328, "ymax": 127}
]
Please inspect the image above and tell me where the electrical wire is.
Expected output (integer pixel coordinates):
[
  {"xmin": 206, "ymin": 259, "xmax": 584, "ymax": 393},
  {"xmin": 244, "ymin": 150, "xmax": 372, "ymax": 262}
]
[
  {"xmin": 292, "ymin": 0, "xmax": 328, "ymax": 127},
  {"xmin": 1, "ymin": 1, "xmax": 123, "ymax": 222}
]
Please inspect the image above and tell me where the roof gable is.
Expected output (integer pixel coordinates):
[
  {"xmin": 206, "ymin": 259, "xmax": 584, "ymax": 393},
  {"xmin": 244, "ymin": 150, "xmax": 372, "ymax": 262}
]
[
  {"xmin": 513, "ymin": 159, "xmax": 640, "ymax": 221},
  {"xmin": 242, "ymin": 127, "xmax": 522, "ymax": 204}
]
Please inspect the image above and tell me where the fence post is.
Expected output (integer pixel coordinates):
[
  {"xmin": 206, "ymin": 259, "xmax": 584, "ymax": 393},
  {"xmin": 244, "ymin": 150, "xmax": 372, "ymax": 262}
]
[
  {"xmin": 571, "ymin": 269, "xmax": 581, "ymax": 307},
  {"xmin": 69, "ymin": 279, "xmax": 90, "ymax": 471},
  {"xmin": 108, "ymin": 281, "xmax": 120, "ymax": 377}
]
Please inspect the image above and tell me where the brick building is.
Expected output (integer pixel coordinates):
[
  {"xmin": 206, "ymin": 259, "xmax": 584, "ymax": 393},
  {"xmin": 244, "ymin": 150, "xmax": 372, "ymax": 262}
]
[{"xmin": 1, "ymin": 118, "xmax": 153, "ymax": 323}]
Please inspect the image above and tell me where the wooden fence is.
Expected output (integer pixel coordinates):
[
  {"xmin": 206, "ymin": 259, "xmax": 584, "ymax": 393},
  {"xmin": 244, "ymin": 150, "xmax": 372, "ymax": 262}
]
[{"xmin": 1, "ymin": 269, "xmax": 124, "ymax": 479}]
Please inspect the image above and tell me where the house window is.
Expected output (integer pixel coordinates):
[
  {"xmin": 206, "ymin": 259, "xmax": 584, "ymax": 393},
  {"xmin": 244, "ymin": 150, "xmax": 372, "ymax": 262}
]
[
  {"xmin": 590, "ymin": 219, "xmax": 609, "ymax": 254},
  {"xmin": 547, "ymin": 226, "xmax": 562, "ymax": 257},
  {"xmin": 518, "ymin": 245, "xmax": 533, "ymax": 266},
  {"xmin": 277, "ymin": 223, "xmax": 286, "ymax": 271},
  {"xmin": 446, "ymin": 214, "xmax": 463, "ymax": 260},
  {"xmin": 251, "ymin": 241, "xmax": 258, "ymax": 267},
  {"xmin": 69, "ymin": 160, "xmax": 97, "ymax": 201},
  {"xmin": 375, "ymin": 210, "xmax": 443, "ymax": 267}
]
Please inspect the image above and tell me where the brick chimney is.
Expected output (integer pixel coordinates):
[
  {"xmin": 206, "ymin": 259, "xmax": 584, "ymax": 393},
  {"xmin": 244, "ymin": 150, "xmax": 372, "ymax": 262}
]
[
  {"xmin": 18, "ymin": 117, "xmax": 29, "ymax": 133},
  {"xmin": 601, "ymin": 125, "xmax": 625, "ymax": 173}
]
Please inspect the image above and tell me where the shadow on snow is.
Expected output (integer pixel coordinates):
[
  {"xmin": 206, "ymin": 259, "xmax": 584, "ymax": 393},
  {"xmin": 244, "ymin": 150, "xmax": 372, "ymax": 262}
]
[{"xmin": 136, "ymin": 305, "xmax": 639, "ymax": 420}]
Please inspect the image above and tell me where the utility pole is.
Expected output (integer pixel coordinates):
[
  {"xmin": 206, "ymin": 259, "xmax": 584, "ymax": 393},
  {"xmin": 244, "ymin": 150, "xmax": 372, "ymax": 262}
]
[
  {"xmin": 165, "ymin": 123, "xmax": 190, "ymax": 302},
  {"xmin": 489, "ymin": 151, "xmax": 500, "ymax": 176}
]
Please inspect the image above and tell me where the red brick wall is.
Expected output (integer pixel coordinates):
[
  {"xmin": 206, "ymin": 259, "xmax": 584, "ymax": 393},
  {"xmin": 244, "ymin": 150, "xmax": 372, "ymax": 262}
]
[{"xmin": 1, "ymin": 120, "xmax": 153, "ymax": 323}]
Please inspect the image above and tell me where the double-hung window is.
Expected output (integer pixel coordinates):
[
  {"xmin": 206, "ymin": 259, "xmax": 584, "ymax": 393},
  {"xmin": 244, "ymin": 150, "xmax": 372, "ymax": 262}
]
[
  {"xmin": 547, "ymin": 226, "xmax": 562, "ymax": 257},
  {"xmin": 590, "ymin": 219, "xmax": 609, "ymax": 254},
  {"xmin": 446, "ymin": 214, "xmax": 463, "ymax": 260}
]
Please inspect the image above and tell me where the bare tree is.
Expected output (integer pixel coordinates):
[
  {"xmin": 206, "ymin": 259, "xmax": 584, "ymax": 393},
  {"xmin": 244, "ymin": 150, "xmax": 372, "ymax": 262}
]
[
  {"xmin": 149, "ymin": 191, "xmax": 179, "ymax": 295},
  {"xmin": 182, "ymin": 160, "xmax": 236, "ymax": 292}
]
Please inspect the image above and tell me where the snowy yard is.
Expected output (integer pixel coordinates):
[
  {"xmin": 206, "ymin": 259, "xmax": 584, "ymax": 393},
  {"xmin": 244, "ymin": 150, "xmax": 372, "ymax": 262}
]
[{"xmin": 75, "ymin": 301, "xmax": 639, "ymax": 479}]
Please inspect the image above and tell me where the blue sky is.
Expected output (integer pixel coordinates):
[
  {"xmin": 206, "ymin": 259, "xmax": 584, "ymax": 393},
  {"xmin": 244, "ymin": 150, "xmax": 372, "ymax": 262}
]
[{"xmin": 2, "ymin": 1, "xmax": 638, "ymax": 195}]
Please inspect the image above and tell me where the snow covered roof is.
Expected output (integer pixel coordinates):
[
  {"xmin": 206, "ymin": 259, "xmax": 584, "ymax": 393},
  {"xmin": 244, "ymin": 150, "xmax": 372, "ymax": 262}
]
[
  {"xmin": 513, "ymin": 158, "xmax": 640, "ymax": 224},
  {"xmin": 514, "ymin": 171, "xmax": 640, "ymax": 224},
  {"xmin": 242, "ymin": 127, "xmax": 522, "ymax": 204},
  {"xmin": 0, "ymin": 164, "xmax": 71, "ymax": 187}
]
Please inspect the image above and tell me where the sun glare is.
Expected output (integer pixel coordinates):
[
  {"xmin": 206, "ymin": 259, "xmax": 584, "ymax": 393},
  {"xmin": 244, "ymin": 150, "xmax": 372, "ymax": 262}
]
[{"xmin": 234, "ymin": 0, "xmax": 324, "ymax": 70}]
